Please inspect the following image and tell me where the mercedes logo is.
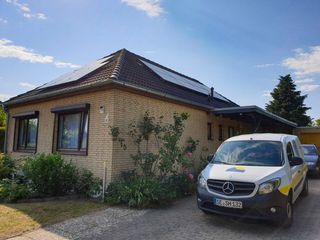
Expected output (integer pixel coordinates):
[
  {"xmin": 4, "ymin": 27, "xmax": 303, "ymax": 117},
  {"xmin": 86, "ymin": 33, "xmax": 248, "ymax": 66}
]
[{"xmin": 222, "ymin": 182, "xmax": 235, "ymax": 195}]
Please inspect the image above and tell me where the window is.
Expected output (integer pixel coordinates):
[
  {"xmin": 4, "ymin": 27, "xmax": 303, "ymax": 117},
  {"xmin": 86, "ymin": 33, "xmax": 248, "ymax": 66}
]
[
  {"xmin": 286, "ymin": 142, "xmax": 294, "ymax": 162},
  {"xmin": 52, "ymin": 104, "xmax": 89, "ymax": 155},
  {"xmin": 213, "ymin": 141, "xmax": 283, "ymax": 167},
  {"xmin": 13, "ymin": 111, "xmax": 39, "ymax": 152},
  {"xmin": 228, "ymin": 127, "xmax": 235, "ymax": 138},
  {"xmin": 207, "ymin": 123, "xmax": 213, "ymax": 140},
  {"xmin": 218, "ymin": 125, "xmax": 224, "ymax": 141}
]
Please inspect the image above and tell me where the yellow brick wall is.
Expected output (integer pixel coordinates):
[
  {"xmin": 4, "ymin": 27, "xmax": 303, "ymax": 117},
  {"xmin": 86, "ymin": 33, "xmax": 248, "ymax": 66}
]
[
  {"xmin": 6, "ymin": 88, "xmax": 246, "ymax": 181},
  {"xmin": 7, "ymin": 90, "xmax": 115, "ymax": 181},
  {"xmin": 110, "ymin": 89, "xmax": 243, "ymax": 180}
]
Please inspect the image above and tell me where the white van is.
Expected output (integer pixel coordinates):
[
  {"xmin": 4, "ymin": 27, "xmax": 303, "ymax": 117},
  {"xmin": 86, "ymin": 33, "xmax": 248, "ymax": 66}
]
[{"xmin": 197, "ymin": 133, "xmax": 308, "ymax": 227}]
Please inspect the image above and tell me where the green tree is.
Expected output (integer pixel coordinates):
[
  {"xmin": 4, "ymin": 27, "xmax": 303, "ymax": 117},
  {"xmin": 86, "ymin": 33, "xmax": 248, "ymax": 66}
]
[
  {"xmin": 0, "ymin": 107, "xmax": 6, "ymax": 127},
  {"xmin": 266, "ymin": 75, "xmax": 312, "ymax": 126},
  {"xmin": 314, "ymin": 119, "xmax": 320, "ymax": 127}
]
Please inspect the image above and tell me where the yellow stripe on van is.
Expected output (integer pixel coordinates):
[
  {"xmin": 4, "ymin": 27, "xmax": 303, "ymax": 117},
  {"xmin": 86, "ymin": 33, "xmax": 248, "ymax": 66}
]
[
  {"xmin": 234, "ymin": 166, "xmax": 246, "ymax": 171},
  {"xmin": 279, "ymin": 184, "xmax": 291, "ymax": 195}
]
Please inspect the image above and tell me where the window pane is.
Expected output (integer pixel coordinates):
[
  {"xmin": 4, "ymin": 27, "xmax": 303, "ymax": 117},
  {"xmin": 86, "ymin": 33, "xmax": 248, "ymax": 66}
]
[
  {"xmin": 81, "ymin": 114, "xmax": 88, "ymax": 150},
  {"xmin": 26, "ymin": 118, "xmax": 38, "ymax": 148},
  {"xmin": 58, "ymin": 113, "xmax": 81, "ymax": 149},
  {"xmin": 18, "ymin": 119, "xmax": 27, "ymax": 149}
]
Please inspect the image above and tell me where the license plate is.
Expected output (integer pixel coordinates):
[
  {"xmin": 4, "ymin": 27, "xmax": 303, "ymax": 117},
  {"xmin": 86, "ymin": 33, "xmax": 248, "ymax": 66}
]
[{"xmin": 214, "ymin": 198, "xmax": 243, "ymax": 209}]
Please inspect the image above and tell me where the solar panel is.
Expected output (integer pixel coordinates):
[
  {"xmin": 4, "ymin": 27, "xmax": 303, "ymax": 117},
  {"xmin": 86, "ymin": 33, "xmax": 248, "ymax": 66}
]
[
  {"xmin": 140, "ymin": 59, "xmax": 230, "ymax": 102},
  {"xmin": 38, "ymin": 55, "xmax": 113, "ymax": 89}
]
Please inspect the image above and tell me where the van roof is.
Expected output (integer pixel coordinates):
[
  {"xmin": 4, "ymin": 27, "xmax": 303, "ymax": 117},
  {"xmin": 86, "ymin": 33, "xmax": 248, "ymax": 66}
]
[{"xmin": 226, "ymin": 133, "xmax": 296, "ymax": 142}]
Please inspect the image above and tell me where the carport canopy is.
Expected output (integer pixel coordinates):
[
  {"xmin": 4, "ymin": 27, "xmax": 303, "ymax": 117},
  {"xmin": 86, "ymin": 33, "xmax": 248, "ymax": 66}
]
[{"xmin": 211, "ymin": 105, "xmax": 297, "ymax": 134}]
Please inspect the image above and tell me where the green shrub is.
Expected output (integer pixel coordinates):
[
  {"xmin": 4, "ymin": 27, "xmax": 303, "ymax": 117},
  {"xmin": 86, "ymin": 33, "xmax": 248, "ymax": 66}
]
[
  {"xmin": 75, "ymin": 169, "xmax": 102, "ymax": 198},
  {"xmin": 23, "ymin": 154, "xmax": 78, "ymax": 196},
  {"xmin": 164, "ymin": 173, "xmax": 196, "ymax": 198},
  {"xmin": 0, "ymin": 154, "xmax": 15, "ymax": 180},
  {"xmin": 0, "ymin": 127, "xmax": 4, "ymax": 153},
  {"xmin": 105, "ymin": 175, "xmax": 176, "ymax": 208},
  {"xmin": 0, "ymin": 179, "xmax": 31, "ymax": 202}
]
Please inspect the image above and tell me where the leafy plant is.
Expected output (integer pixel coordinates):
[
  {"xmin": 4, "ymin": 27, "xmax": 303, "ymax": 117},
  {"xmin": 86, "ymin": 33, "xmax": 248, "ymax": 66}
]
[
  {"xmin": 0, "ymin": 154, "xmax": 15, "ymax": 180},
  {"xmin": 0, "ymin": 179, "xmax": 31, "ymax": 202},
  {"xmin": 23, "ymin": 154, "xmax": 78, "ymax": 196},
  {"xmin": 75, "ymin": 169, "xmax": 102, "ymax": 198},
  {"xmin": 105, "ymin": 175, "xmax": 175, "ymax": 208}
]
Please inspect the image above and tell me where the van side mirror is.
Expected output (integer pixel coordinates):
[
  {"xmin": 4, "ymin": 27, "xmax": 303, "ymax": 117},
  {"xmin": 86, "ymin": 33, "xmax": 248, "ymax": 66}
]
[
  {"xmin": 207, "ymin": 154, "xmax": 214, "ymax": 162},
  {"xmin": 289, "ymin": 156, "xmax": 303, "ymax": 166}
]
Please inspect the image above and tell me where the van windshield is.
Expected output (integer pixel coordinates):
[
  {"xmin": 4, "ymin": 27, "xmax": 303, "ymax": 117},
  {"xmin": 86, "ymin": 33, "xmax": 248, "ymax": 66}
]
[{"xmin": 212, "ymin": 140, "xmax": 283, "ymax": 167}]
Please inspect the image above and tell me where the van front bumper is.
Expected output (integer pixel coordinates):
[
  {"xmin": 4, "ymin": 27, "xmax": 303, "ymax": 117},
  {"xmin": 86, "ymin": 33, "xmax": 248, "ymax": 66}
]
[{"xmin": 197, "ymin": 187, "xmax": 288, "ymax": 221}]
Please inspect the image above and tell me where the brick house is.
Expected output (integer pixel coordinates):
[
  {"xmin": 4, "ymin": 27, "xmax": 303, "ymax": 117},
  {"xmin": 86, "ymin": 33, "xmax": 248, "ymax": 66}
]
[{"xmin": 2, "ymin": 49, "xmax": 296, "ymax": 182}]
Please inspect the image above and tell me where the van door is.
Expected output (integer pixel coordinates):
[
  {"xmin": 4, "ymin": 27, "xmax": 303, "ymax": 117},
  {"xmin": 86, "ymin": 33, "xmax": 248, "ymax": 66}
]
[{"xmin": 287, "ymin": 141, "xmax": 304, "ymax": 202}]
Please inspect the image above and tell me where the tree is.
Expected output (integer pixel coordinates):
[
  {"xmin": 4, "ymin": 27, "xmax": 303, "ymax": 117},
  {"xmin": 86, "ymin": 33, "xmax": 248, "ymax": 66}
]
[
  {"xmin": 266, "ymin": 74, "xmax": 312, "ymax": 126},
  {"xmin": 0, "ymin": 106, "xmax": 6, "ymax": 127},
  {"xmin": 314, "ymin": 119, "xmax": 320, "ymax": 127}
]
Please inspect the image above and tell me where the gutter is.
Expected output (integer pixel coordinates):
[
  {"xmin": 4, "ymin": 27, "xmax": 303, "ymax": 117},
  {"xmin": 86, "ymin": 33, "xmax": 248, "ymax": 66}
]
[{"xmin": 4, "ymin": 78, "xmax": 214, "ymax": 112}]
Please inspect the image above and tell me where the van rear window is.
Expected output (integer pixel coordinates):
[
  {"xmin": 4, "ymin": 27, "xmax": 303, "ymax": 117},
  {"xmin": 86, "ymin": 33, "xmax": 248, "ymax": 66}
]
[{"xmin": 213, "ymin": 141, "xmax": 283, "ymax": 167}]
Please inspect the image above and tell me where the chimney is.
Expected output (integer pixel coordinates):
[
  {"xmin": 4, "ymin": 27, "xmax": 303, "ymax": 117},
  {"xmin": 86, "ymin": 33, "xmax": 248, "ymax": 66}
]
[{"xmin": 210, "ymin": 87, "xmax": 214, "ymax": 98}]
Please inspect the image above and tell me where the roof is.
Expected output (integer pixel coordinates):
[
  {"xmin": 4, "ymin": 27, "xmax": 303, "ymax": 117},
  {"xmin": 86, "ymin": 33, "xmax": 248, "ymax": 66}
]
[
  {"xmin": 4, "ymin": 49, "xmax": 238, "ymax": 109},
  {"xmin": 212, "ymin": 105, "xmax": 297, "ymax": 128},
  {"xmin": 226, "ymin": 133, "xmax": 297, "ymax": 142}
]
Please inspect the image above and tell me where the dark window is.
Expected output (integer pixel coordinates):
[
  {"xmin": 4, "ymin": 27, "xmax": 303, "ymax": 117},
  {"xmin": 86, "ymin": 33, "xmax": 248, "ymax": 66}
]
[
  {"xmin": 219, "ymin": 125, "xmax": 223, "ymax": 141},
  {"xmin": 228, "ymin": 127, "xmax": 235, "ymax": 138},
  {"xmin": 213, "ymin": 141, "xmax": 283, "ymax": 167},
  {"xmin": 52, "ymin": 104, "xmax": 90, "ymax": 155},
  {"xmin": 286, "ymin": 142, "xmax": 294, "ymax": 161},
  {"xmin": 207, "ymin": 123, "xmax": 213, "ymax": 140},
  {"xmin": 14, "ymin": 113, "xmax": 39, "ymax": 152},
  {"xmin": 302, "ymin": 145, "xmax": 318, "ymax": 155}
]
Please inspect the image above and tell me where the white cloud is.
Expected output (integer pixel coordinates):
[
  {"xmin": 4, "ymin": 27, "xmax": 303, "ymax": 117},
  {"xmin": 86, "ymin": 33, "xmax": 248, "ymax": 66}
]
[
  {"xmin": 282, "ymin": 46, "xmax": 320, "ymax": 76},
  {"xmin": 0, "ymin": 18, "xmax": 8, "ymax": 24},
  {"xmin": 293, "ymin": 78, "xmax": 320, "ymax": 93},
  {"xmin": 295, "ymin": 78, "xmax": 314, "ymax": 84},
  {"xmin": 262, "ymin": 90, "xmax": 271, "ymax": 97},
  {"xmin": 19, "ymin": 82, "xmax": 36, "ymax": 89},
  {"xmin": 121, "ymin": 0, "xmax": 164, "ymax": 17},
  {"xmin": 0, "ymin": 94, "xmax": 13, "ymax": 102},
  {"xmin": 0, "ymin": 38, "xmax": 80, "ymax": 68},
  {"xmin": 298, "ymin": 84, "xmax": 320, "ymax": 92},
  {"xmin": 255, "ymin": 63, "xmax": 275, "ymax": 68},
  {"xmin": 5, "ymin": 0, "xmax": 47, "ymax": 20},
  {"xmin": 54, "ymin": 61, "xmax": 80, "ymax": 68}
]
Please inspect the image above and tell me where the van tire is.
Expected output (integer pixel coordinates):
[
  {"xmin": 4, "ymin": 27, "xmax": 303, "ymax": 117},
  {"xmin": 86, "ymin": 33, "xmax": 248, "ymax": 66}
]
[
  {"xmin": 301, "ymin": 177, "xmax": 309, "ymax": 197},
  {"xmin": 281, "ymin": 194, "xmax": 293, "ymax": 228}
]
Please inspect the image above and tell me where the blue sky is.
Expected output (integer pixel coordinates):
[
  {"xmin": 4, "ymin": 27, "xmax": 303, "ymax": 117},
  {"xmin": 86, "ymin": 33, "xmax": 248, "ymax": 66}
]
[{"xmin": 1, "ymin": 0, "xmax": 320, "ymax": 120}]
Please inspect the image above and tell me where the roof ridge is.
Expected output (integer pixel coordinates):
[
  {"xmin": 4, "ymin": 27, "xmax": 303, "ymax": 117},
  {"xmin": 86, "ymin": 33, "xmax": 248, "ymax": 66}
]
[{"xmin": 110, "ymin": 48, "xmax": 127, "ymax": 80}]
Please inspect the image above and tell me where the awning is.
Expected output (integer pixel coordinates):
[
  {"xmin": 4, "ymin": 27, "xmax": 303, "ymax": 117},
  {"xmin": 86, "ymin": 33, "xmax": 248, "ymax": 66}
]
[{"xmin": 211, "ymin": 105, "xmax": 297, "ymax": 132}]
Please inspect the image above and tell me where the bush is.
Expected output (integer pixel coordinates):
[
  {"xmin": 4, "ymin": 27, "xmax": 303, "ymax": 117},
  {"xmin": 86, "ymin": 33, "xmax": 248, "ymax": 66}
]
[
  {"xmin": 0, "ymin": 154, "xmax": 15, "ymax": 180},
  {"xmin": 0, "ymin": 127, "xmax": 4, "ymax": 153},
  {"xmin": 75, "ymin": 169, "xmax": 102, "ymax": 198},
  {"xmin": 0, "ymin": 179, "xmax": 31, "ymax": 202},
  {"xmin": 23, "ymin": 154, "xmax": 78, "ymax": 196},
  {"xmin": 164, "ymin": 173, "xmax": 196, "ymax": 198},
  {"xmin": 105, "ymin": 175, "xmax": 176, "ymax": 208}
]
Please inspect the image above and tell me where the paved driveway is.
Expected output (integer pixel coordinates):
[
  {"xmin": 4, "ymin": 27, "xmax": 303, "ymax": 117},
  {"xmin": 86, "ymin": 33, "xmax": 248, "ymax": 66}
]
[{"xmin": 11, "ymin": 179, "xmax": 320, "ymax": 240}]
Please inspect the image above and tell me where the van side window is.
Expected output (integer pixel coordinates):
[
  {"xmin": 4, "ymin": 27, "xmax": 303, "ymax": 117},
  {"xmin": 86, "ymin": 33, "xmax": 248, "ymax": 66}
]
[
  {"xmin": 286, "ymin": 142, "xmax": 294, "ymax": 162},
  {"xmin": 291, "ymin": 140, "xmax": 300, "ymax": 157}
]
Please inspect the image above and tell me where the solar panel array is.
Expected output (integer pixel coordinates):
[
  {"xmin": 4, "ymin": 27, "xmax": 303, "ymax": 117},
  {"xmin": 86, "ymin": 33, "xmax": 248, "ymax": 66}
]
[
  {"xmin": 38, "ymin": 55, "xmax": 114, "ymax": 89},
  {"xmin": 140, "ymin": 59, "xmax": 230, "ymax": 102}
]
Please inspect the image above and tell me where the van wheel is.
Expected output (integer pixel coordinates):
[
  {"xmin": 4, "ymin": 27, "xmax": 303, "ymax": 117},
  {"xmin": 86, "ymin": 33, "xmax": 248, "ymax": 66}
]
[
  {"xmin": 301, "ymin": 177, "xmax": 309, "ymax": 197},
  {"xmin": 281, "ymin": 196, "xmax": 293, "ymax": 228}
]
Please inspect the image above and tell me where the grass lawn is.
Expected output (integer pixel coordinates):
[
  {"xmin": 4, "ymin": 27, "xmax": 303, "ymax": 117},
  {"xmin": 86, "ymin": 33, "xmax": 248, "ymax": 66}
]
[{"xmin": 0, "ymin": 199, "xmax": 108, "ymax": 239}]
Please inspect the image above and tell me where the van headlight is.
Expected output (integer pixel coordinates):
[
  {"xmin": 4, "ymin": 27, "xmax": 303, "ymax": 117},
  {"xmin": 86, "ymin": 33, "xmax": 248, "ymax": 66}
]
[
  {"xmin": 258, "ymin": 178, "xmax": 281, "ymax": 195},
  {"xmin": 198, "ymin": 174, "xmax": 207, "ymax": 188}
]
